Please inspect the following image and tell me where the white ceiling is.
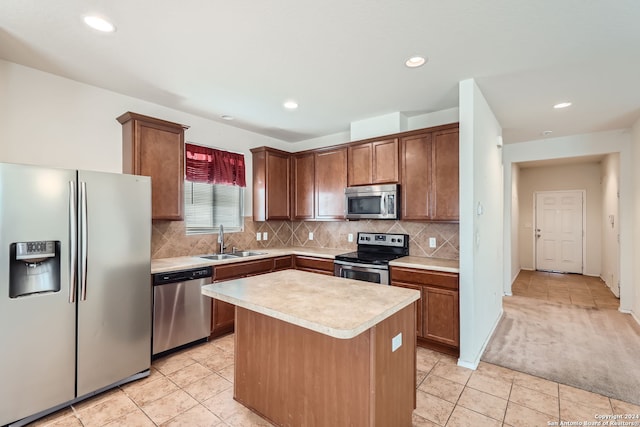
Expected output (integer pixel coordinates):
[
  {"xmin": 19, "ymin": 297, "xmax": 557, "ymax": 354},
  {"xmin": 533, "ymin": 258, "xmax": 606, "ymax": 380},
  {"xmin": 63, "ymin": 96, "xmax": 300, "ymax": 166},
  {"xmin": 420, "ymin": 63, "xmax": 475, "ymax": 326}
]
[{"xmin": 1, "ymin": 0, "xmax": 639, "ymax": 144}]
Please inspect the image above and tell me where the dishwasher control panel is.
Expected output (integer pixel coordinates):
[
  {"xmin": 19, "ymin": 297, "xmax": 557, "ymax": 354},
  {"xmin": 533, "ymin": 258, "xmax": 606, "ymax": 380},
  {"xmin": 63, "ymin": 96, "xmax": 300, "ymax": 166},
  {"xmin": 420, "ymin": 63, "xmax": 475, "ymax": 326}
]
[{"xmin": 153, "ymin": 266, "xmax": 212, "ymax": 285}]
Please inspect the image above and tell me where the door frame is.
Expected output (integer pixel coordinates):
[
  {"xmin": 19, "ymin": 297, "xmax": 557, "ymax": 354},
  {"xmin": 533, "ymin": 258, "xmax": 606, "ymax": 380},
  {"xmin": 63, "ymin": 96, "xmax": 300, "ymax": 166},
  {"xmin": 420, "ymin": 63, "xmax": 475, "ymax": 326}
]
[{"xmin": 532, "ymin": 189, "xmax": 586, "ymax": 274}]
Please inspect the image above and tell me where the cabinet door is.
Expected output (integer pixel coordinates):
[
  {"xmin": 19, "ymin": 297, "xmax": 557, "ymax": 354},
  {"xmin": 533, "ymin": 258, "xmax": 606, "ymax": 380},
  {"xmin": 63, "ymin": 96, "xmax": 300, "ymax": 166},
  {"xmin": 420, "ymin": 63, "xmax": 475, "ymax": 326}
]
[
  {"xmin": 400, "ymin": 133, "xmax": 432, "ymax": 220},
  {"xmin": 211, "ymin": 299, "xmax": 235, "ymax": 335},
  {"xmin": 392, "ymin": 282, "xmax": 423, "ymax": 338},
  {"xmin": 372, "ymin": 138, "xmax": 399, "ymax": 184},
  {"xmin": 292, "ymin": 153, "xmax": 315, "ymax": 219},
  {"xmin": 423, "ymin": 286, "xmax": 459, "ymax": 347},
  {"xmin": 348, "ymin": 143, "xmax": 372, "ymax": 186},
  {"xmin": 266, "ymin": 151, "xmax": 291, "ymax": 220},
  {"xmin": 315, "ymin": 148, "xmax": 347, "ymax": 219},
  {"xmin": 431, "ymin": 129, "xmax": 459, "ymax": 221},
  {"xmin": 118, "ymin": 112, "xmax": 186, "ymax": 220}
]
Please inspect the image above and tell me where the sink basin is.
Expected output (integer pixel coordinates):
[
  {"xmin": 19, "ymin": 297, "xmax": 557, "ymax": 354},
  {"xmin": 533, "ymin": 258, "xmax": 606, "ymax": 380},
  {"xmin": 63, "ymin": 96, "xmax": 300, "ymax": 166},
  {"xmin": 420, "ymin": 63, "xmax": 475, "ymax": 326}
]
[
  {"xmin": 200, "ymin": 254, "xmax": 239, "ymax": 260},
  {"xmin": 231, "ymin": 251, "xmax": 266, "ymax": 257}
]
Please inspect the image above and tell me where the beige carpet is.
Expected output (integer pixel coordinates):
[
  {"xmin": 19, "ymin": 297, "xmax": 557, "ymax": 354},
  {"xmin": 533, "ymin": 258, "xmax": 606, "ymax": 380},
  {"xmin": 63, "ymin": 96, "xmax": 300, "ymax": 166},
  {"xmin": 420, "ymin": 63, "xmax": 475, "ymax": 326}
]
[{"xmin": 482, "ymin": 296, "xmax": 640, "ymax": 406}]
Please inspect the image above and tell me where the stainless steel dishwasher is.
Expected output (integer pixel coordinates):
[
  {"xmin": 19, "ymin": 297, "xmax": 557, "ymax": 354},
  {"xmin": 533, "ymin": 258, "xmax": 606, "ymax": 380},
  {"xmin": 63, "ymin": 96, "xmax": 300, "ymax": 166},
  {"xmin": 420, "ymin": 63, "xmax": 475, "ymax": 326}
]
[{"xmin": 152, "ymin": 266, "xmax": 212, "ymax": 356}]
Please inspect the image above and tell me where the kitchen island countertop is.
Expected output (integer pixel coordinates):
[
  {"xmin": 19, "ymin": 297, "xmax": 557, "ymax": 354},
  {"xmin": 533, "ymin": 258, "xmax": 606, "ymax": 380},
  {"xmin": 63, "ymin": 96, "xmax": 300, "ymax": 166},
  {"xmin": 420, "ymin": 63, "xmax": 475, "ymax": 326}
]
[{"xmin": 201, "ymin": 269, "xmax": 420, "ymax": 339}]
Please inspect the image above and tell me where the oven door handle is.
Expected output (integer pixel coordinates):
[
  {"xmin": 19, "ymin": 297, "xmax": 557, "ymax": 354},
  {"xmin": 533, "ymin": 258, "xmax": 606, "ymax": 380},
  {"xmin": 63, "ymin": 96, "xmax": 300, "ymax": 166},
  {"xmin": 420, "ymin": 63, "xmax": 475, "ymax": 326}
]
[{"xmin": 334, "ymin": 260, "xmax": 386, "ymax": 270}]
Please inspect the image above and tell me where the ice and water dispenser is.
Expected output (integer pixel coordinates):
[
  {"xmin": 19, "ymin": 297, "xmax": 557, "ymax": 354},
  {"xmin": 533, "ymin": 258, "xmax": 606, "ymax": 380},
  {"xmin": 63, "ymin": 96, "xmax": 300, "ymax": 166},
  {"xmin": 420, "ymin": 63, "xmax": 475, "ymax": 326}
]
[{"xmin": 9, "ymin": 241, "xmax": 61, "ymax": 298}]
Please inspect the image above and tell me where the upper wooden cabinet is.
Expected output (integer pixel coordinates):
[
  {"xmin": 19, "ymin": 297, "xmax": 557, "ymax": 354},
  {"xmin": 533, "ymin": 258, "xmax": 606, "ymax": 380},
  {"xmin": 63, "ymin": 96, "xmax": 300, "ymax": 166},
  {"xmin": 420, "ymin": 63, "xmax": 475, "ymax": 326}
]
[
  {"xmin": 400, "ymin": 124, "xmax": 459, "ymax": 221},
  {"xmin": 431, "ymin": 128, "xmax": 459, "ymax": 221},
  {"xmin": 347, "ymin": 138, "xmax": 399, "ymax": 186},
  {"xmin": 292, "ymin": 152, "xmax": 315, "ymax": 220},
  {"xmin": 315, "ymin": 147, "xmax": 347, "ymax": 220},
  {"xmin": 117, "ymin": 112, "xmax": 188, "ymax": 220},
  {"xmin": 251, "ymin": 147, "xmax": 291, "ymax": 221}
]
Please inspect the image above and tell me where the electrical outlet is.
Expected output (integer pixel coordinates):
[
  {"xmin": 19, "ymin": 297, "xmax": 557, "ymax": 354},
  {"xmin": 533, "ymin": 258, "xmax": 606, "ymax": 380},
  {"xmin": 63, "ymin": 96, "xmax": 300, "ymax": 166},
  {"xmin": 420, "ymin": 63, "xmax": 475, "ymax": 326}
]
[
  {"xmin": 256, "ymin": 232, "xmax": 262, "ymax": 241},
  {"xmin": 348, "ymin": 233, "xmax": 353, "ymax": 242},
  {"xmin": 308, "ymin": 232, "xmax": 314, "ymax": 240},
  {"xmin": 263, "ymin": 232, "xmax": 268, "ymax": 240},
  {"xmin": 429, "ymin": 237, "xmax": 436, "ymax": 248},
  {"xmin": 392, "ymin": 333, "xmax": 402, "ymax": 352}
]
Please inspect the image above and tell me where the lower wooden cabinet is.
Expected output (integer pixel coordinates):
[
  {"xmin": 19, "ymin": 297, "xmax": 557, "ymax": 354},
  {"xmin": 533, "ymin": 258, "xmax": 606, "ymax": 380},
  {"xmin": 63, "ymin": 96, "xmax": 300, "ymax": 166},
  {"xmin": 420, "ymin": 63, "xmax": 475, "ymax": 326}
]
[
  {"xmin": 390, "ymin": 266, "xmax": 459, "ymax": 356},
  {"xmin": 211, "ymin": 300, "xmax": 236, "ymax": 338}
]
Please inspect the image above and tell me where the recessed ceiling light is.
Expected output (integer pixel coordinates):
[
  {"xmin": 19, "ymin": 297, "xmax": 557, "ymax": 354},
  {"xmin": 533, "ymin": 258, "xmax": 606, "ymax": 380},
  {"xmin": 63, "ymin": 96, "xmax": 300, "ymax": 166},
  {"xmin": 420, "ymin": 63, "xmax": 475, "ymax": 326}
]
[
  {"xmin": 83, "ymin": 15, "xmax": 116, "ymax": 32},
  {"xmin": 553, "ymin": 102, "xmax": 572, "ymax": 109},
  {"xmin": 221, "ymin": 115, "xmax": 234, "ymax": 121},
  {"xmin": 405, "ymin": 56, "xmax": 427, "ymax": 68},
  {"xmin": 283, "ymin": 100, "xmax": 298, "ymax": 110},
  {"xmin": 542, "ymin": 130, "xmax": 553, "ymax": 136}
]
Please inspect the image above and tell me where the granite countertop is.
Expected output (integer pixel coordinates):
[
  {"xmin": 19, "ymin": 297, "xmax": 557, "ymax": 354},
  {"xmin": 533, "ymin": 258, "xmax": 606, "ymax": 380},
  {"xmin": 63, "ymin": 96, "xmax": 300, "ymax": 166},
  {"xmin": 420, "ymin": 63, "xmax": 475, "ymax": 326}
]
[
  {"xmin": 389, "ymin": 256, "xmax": 460, "ymax": 273},
  {"xmin": 151, "ymin": 247, "xmax": 460, "ymax": 274},
  {"xmin": 201, "ymin": 269, "xmax": 420, "ymax": 339}
]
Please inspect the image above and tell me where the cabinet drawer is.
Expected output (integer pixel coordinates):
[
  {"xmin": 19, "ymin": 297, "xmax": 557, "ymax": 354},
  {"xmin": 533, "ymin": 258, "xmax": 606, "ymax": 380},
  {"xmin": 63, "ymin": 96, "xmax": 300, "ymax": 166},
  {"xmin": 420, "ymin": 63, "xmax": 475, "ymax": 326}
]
[
  {"xmin": 293, "ymin": 255, "xmax": 334, "ymax": 275},
  {"xmin": 214, "ymin": 258, "xmax": 274, "ymax": 281},
  {"xmin": 391, "ymin": 267, "xmax": 458, "ymax": 290}
]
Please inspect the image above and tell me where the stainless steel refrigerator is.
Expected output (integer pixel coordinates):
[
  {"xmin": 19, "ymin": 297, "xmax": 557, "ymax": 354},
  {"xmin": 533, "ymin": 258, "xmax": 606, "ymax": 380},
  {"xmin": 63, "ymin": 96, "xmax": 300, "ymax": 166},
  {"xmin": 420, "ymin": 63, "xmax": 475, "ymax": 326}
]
[{"xmin": 0, "ymin": 162, "xmax": 152, "ymax": 426}]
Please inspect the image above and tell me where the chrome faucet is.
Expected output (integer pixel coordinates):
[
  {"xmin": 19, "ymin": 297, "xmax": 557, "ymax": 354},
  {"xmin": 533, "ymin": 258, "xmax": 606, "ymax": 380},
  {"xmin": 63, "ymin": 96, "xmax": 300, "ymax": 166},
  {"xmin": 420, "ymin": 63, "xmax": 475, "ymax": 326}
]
[{"xmin": 218, "ymin": 224, "xmax": 225, "ymax": 254}]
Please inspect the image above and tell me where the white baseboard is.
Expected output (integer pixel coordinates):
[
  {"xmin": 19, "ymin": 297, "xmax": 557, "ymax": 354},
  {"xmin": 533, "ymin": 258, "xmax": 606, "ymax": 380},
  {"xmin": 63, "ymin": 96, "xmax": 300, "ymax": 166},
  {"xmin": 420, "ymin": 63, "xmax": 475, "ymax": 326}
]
[
  {"xmin": 633, "ymin": 311, "xmax": 640, "ymax": 327},
  {"xmin": 457, "ymin": 308, "xmax": 504, "ymax": 371},
  {"xmin": 621, "ymin": 308, "xmax": 640, "ymax": 327}
]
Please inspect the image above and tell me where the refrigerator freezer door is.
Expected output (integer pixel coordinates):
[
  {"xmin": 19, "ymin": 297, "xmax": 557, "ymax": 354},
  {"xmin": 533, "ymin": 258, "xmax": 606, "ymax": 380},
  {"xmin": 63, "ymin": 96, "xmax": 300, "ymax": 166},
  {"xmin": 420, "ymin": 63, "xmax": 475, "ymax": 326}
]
[
  {"xmin": 0, "ymin": 163, "xmax": 77, "ymax": 426},
  {"xmin": 76, "ymin": 170, "xmax": 152, "ymax": 396}
]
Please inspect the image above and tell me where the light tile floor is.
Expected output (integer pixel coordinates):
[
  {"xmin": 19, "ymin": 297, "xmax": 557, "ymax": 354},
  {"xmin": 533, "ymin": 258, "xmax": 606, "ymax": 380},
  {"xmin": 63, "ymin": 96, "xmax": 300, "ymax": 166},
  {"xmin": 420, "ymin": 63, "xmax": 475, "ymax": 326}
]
[{"xmin": 29, "ymin": 273, "xmax": 640, "ymax": 426}]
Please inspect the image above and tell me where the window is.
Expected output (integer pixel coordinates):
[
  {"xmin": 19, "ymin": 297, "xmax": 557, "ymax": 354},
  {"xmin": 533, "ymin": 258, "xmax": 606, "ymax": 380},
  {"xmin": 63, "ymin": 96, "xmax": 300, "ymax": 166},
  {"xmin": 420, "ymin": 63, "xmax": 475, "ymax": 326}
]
[
  {"xmin": 184, "ymin": 181, "xmax": 244, "ymax": 235},
  {"xmin": 184, "ymin": 143, "xmax": 246, "ymax": 235}
]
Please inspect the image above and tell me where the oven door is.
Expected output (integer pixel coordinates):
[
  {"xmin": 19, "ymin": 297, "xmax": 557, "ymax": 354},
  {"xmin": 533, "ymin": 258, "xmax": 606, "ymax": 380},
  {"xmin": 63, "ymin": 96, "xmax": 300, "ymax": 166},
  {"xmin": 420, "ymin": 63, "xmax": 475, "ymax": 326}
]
[{"xmin": 334, "ymin": 260, "xmax": 389, "ymax": 285}]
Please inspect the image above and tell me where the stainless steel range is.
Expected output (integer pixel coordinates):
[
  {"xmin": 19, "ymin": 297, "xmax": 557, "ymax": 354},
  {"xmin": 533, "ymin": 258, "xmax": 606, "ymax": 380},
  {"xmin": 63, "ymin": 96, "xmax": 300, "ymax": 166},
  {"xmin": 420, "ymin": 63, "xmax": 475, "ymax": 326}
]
[{"xmin": 334, "ymin": 232, "xmax": 409, "ymax": 285}]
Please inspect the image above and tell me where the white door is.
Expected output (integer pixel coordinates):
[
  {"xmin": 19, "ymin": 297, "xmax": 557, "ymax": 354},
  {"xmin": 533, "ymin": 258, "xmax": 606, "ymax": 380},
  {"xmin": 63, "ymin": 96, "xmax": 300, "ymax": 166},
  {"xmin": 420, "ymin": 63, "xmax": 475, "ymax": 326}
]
[{"xmin": 535, "ymin": 191, "xmax": 584, "ymax": 273}]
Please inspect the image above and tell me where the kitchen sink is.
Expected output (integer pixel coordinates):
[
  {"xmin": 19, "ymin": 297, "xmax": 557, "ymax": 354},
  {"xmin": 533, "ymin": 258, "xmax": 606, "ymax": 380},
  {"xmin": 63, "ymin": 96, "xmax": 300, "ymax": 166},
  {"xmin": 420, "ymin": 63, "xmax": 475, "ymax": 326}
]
[
  {"xmin": 200, "ymin": 254, "xmax": 239, "ymax": 260},
  {"xmin": 231, "ymin": 251, "xmax": 266, "ymax": 257}
]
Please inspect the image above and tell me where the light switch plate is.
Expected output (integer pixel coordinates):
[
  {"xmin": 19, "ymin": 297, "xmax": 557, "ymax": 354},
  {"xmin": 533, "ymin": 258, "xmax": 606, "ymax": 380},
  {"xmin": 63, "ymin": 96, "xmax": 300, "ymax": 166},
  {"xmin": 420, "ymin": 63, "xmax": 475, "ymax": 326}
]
[
  {"xmin": 348, "ymin": 233, "xmax": 353, "ymax": 242},
  {"xmin": 263, "ymin": 232, "xmax": 268, "ymax": 240},
  {"xmin": 308, "ymin": 232, "xmax": 314, "ymax": 240},
  {"xmin": 256, "ymin": 232, "xmax": 262, "ymax": 241},
  {"xmin": 429, "ymin": 237, "xmax": 436, "ymax": 248},
  {"xmin": 392, "ymin": 333, "xmax": 402, "ymax": 352}
]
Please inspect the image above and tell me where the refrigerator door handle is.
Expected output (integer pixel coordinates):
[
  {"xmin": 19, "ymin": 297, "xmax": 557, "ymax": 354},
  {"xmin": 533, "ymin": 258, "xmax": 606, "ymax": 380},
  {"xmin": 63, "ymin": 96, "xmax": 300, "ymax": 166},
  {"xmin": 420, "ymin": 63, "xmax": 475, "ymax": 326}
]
[
  {"xmin": 80, "ymin": 181, "xmax": 88, "ymax": 301},
  {"xmin": 69, "ymin": 181, "xmax": 77, "ymax": 303}
]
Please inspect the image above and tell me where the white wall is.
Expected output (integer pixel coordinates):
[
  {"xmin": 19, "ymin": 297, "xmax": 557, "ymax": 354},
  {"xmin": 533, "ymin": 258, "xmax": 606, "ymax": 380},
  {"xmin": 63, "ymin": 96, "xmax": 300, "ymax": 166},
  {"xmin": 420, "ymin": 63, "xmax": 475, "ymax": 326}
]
[
  {"xmin": 517, "ymin": 163, "xmax": 602, "ymax": 276},
  {"xmin": 289, "ymin": 108, "xmax": 460, "ymax": 152},
  {"xmin": 509, "ymin": 164, "xmax": 520, "ymax": 288},
  {"xmin": 502, "ymin": 129, "xmax": 634, "ymax": 313},
  {"xmin": 632, "ymin": 118, "xmax": 640, "ymax": 322},
  {"xmin": 601, "ymin": 153, "xmax": 620, "ymax": 296},
  {"xmin": 458, "ymin": 79, "xmax": 504, "ymax": 369},
  {"xmin": 0, "ymin": 59, "xmax": 286, "ymax": 211}
]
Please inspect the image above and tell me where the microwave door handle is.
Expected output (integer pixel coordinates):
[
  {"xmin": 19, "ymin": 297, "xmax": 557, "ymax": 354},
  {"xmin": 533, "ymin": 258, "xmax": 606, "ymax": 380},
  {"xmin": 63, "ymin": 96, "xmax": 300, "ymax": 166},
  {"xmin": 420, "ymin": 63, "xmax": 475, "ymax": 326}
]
[{"xmin": 381, "ymin": 194, "xmax": 388, "ymax": 216}]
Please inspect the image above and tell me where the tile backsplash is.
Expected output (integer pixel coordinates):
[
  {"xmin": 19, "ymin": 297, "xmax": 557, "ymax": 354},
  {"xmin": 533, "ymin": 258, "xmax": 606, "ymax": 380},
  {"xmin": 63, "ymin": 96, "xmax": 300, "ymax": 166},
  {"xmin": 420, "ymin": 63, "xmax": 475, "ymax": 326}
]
[{"xmin": 152, "ymin": 217, "xmax": 459, "ymax": 260}]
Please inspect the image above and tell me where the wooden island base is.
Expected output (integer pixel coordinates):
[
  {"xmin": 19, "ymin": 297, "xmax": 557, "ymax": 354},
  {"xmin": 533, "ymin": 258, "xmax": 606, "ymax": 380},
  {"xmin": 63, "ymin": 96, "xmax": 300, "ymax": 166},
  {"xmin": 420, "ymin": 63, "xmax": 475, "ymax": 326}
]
[{"xmin": 234, "ymin": 304, "xmax": 416, "ymax": 427}]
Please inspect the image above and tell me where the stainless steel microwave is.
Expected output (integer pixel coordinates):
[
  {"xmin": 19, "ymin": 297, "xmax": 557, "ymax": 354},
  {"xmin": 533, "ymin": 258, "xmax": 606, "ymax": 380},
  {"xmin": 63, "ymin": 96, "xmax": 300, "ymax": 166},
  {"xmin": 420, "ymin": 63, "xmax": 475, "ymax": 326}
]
[{"xmin": 345, "ymin": 184, "xmax": 399, "ymax": 220}]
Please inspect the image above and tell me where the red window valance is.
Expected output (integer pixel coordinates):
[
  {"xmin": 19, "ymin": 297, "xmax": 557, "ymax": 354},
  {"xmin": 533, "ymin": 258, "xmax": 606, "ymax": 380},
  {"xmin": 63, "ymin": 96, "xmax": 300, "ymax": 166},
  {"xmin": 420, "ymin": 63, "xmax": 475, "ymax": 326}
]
[{"xmin": 185, "ymin": 143, "xmax": 246, "ymax": 187}]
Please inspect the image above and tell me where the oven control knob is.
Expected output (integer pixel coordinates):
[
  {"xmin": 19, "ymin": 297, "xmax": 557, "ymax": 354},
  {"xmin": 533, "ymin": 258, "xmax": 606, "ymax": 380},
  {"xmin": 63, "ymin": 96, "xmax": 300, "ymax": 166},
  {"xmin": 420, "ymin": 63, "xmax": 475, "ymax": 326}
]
[{"xmin": 391, "ymin": 238, "xmax": 396, "ymax": 242}]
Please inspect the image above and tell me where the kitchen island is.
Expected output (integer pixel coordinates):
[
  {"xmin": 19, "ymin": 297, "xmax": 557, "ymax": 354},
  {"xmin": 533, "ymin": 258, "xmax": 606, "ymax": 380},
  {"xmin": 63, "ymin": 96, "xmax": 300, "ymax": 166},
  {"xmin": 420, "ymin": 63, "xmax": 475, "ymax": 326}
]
[{"xmin": 201, "ymin": 269, "xmax": 420, "ymax": 427}]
